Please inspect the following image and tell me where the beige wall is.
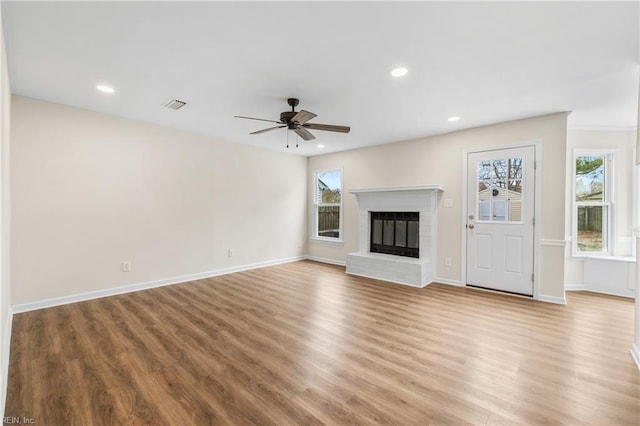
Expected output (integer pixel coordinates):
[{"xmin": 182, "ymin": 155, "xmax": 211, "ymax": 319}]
[
  {"xmin": 0, "ymin": 9, "xmax": 10, "ymax": 414},
  {"xmin": 308, "ymin": 113, "xmax": 568, "ymax": 300},
  {"xmin": 564, "ymin": 130, "xmax": 637, "ymax": 287},
  {"xmin": 10, "ymin": 96, "xmax": 308, "ymax": 305}
]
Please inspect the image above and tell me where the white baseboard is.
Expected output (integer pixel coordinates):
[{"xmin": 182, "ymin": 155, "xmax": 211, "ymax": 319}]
[
  {"xmin": 565, "ymin": 284, "xmax": 586, "ymax": 291},
  {"xmin": 1, "ymin": 306, "xmax": 13, "ymax": 419},
  {"xmin": 434, "ymin": 277, "xmax": 465, "ymax": 287},
  {"xmin": 576, "ymin": 288, "xmax": 634, "ymax": 299},
  {"xmin": 305, "ymin": 256, "xmax": 346, "ymax": 267},
  {"xmin": 631, "ymin": 344, "xmax": 640, "ymax": 370},
  {"xmin": 565, "ymin": 284, "xmax": 633, "ymax": 299},
  {"xmin": 12, "ymin": 256, "xmax": 305, "ymax": 314},
  {"xmin": 538, "ymin": 294, "xmax": 567, "ymax": 305}
]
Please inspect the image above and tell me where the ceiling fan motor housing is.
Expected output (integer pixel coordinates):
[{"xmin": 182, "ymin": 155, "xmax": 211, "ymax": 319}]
[{"xmin": 280, "ymin": 111, "xmax": 297, "ymax": 123}]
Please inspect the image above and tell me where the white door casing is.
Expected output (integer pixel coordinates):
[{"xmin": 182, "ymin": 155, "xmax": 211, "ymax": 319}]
[{"xmin": 466, "ymin": 146, "xmax": 535, "ymax": 296}]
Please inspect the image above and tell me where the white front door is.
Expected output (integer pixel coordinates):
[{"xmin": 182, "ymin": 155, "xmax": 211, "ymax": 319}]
[{"xmin": 466, "ymin": 146, "xmax": 535, "ymax": 296}]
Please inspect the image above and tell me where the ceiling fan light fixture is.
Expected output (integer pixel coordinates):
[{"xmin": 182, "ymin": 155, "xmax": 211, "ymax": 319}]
[
  {"xmin": 317, "ymin": 144, "xmax": 325, "ymax": 148},
  {"xmin": 448, "ymin": 116, "xmax": 460, "ymax": 122},
  {"xmin": 390, "ymin": 67, "xmax": 408, "ymax": 77}
]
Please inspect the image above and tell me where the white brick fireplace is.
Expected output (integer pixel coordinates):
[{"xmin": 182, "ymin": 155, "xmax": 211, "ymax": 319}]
[{"xmin": 346, "ymin": 185, "xmax": 443, "ymax": 287}]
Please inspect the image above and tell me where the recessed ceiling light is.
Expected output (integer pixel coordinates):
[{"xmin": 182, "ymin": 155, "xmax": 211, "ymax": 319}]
[
  {"xmin": 96, "ymin": 85, "xmax": 115, "ymax": 94},
  {"xmin": 317, "ymin": 144, "xmax": 325, "ymax": 148},
  {"xmin": 390, "ymin": 67, "xmax": 408, "ymax": 77},
  {"xmin": 448, "ymin": 116, "xmax": 460, "ymax": 122}
]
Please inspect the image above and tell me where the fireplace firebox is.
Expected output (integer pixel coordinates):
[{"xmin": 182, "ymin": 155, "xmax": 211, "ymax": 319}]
[{"xmin": 370, "ymin": 211, "xmax": 419, "ymax": 258}]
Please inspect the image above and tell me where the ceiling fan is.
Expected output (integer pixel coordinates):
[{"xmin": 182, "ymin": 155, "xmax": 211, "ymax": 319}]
[{"xmin": 235, "ymin": 98, "xmax": 351, "ymax": 145}]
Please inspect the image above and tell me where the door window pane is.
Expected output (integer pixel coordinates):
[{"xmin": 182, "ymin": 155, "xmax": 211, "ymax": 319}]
[
  {"xmin": 509, "ymin": 200, "xmax": 522, "ymax": 222},
  {"xmin": 478, "ymin": 161, "xmax": 492, "ymax": 180},
  {"xmin": 492, "ymin": 159, "xmax": 507, "ymax": 179},
  {"xmin": 508, "ymin": 180, "xmax": 522, "ymax": 193},
  {"xmin": 508, "ymin": 158, "xmax": 523, "ymax": 179},
  {"xmin": 492, "ymin": 201, "xmax": 507, "ymax": 222},
  {"xmin": 476, "ymin": 158, "xmax": 524, "ymax": 223}
]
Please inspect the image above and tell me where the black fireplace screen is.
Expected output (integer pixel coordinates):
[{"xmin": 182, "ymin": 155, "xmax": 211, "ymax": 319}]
[{"xmin": 370, "ymin": 211, "xmax": 419, "ymax": 258}]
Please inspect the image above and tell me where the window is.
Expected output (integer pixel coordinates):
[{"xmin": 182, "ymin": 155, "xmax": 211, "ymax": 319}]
[
  {"xmin": 476, "ymin": 157, "xmax": 524, "ymax": 223},
  {"xmin": 573, "ymin": 151, "xmax": 613, "ymax": 255},
  {"xmin": 314, "ymin": 169, "xmax": 342, "ymax": 240}
]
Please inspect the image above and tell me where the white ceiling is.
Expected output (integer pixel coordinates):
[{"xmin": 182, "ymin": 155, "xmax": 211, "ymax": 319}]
[{"xmin": 2, "ymin": 1, "xmax": 639, "ymax": 156}]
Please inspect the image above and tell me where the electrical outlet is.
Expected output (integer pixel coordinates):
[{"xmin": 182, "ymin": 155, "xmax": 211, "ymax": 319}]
[
  {"xmin": 298, "ymin": 240, "xmax": 303, "ymax": 248},
  {"xmin": 445, "ymin": 257, "xmax": 452, "ymax": 267},
  {"xmin": 122, "ymin": 261, "xmax": 132, "ymax": 272},
  {"xmin": 228, "ymin": 249, "xmax": 234, "ymax": 258}
]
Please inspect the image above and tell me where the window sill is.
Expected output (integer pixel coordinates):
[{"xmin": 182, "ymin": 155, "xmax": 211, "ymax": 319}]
[
  {"xmin": 310, "ymin": 237, "xmax": 344, "ymax": 245},
  {"xmin": 572, "ymin": 254, "xmax": 635, "ymax": 262}
]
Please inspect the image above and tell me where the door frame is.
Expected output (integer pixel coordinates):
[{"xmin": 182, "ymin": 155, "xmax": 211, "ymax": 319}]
[{"xmin": 461, "ymin": 140, "xmax": 543, "ymax": 300}]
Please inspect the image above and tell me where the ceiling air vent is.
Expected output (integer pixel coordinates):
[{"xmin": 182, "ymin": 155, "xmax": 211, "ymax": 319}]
[{"xmin": 163, "ymin": 99, "xmax": 187, "ymax": 110}]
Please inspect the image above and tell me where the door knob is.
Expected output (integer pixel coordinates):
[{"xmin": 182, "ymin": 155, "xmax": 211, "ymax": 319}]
[{"xmin": 468, "ymin": 224, "xmax": 475, "ymax": 229}]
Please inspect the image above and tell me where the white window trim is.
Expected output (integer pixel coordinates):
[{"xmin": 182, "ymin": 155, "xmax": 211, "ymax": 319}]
[
  {"xmin": 633, "ymin": 147, "xmax": 638, "ymax": 258},
  {"xmin": 571, "ymin": 149, "xmax": 615, "ymax": 258},
  {"xmin": 311, "ymin": 168, "xmax": 344, "ymax": 244}
]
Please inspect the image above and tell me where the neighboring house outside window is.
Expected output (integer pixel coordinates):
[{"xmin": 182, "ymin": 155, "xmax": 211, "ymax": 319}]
[
  {"xmin": 314, "ymin": 169, "xmax": 342, "ymax": 240},
  {"xmin": 573, "ymin": 151, "xmax": 614, "ymax": 256}
]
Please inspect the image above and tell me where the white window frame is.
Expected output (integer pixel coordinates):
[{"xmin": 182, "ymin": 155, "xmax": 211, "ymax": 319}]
[
  {"xmin": 572, "ymin": 149, "xmax": 615, "ymax": 257},
  {"xmin": 312, "ymin": 168, "xmax": 344, "ymax": 243},
  {"xmin": 633, "ymin": 148, "xmax": 638, "ymax": 258}
]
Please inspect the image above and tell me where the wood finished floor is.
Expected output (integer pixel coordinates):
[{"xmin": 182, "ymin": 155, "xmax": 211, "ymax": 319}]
[{"xmin": 5, "ymin": 260, "xmax": 640, "ymax": 425}]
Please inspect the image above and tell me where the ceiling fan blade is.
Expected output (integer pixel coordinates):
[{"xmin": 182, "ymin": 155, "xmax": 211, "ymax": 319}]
[
  {"xmin": 291, "ymin": 110, "xmax": 317, "ymax": 124},
  {"xmin": 250, "ymin": 125, "xmax": 286, "ymax": 135},
  {"xmin": 303, "ymin": 123, "xmax": 351, "ymax": 133},
  {"xmin": 293, "ymin": 127, "xmax": 316, "ymax": 141},
  {"xmin": 235, "ymin": 115, "xmax": 282, "ymax": 124}
]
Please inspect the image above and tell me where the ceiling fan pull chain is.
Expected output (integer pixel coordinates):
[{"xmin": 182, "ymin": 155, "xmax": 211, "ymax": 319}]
[
  {"xmin": 286, "ymin": 129, "xmax": 289, "ymax": 148},
  {"xmin": 296, "ymin": 134, "xmax": 299, "ymax": 148}
]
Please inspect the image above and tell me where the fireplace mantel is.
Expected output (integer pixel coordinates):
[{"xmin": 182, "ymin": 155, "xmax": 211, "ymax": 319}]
[
  {"xmin": 346, "ymin": 184, "xmax": 443, "ymax": 287},
  {"xmin": 349, "ymin": 184, "xmax": 444, "ymax": 195}
]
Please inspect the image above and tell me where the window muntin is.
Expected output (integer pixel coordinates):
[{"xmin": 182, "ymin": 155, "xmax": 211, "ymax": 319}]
[{"xmin": 314, "ymin": 170, "xmax": 342, "ymax": 240}]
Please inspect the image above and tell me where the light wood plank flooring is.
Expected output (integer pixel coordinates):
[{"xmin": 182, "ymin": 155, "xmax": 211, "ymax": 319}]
[{"xmin": 5, "ymin": 260, "xmax": 640, "ymax": 425}]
